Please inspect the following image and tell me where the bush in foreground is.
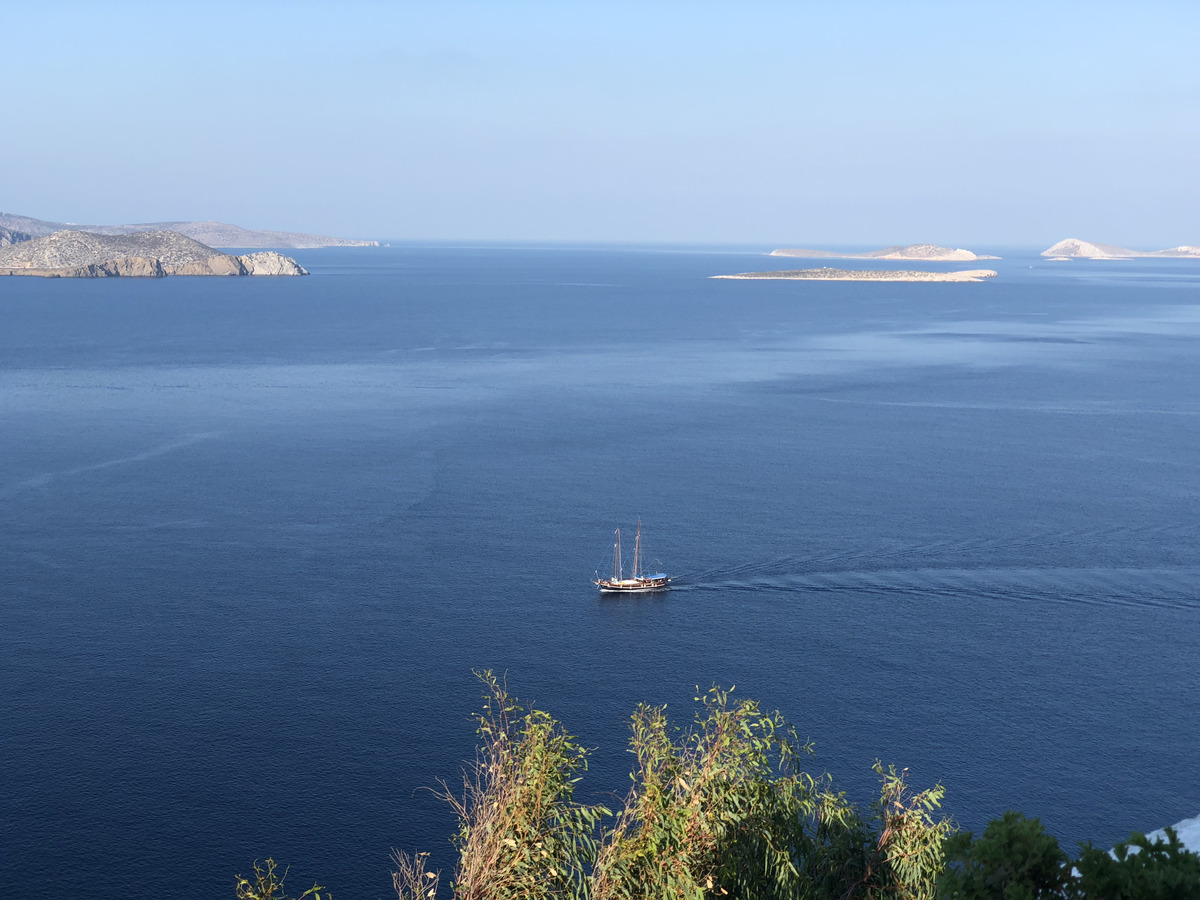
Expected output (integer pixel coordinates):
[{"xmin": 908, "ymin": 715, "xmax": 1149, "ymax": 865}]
[
  {"xmin": 393, "ymin": 672, "xmax": 952, "ymax": 900},
  {"xmin": 244, "ymin": 674, "xmax": 1200, "ymax": 899},
  {"xmin": 940, "ymin": 811, "xmax": 1200, "ymax": 900},
  {"xmin": 235, "ymin": 858, "xmax": 326, "ymax": 900}
]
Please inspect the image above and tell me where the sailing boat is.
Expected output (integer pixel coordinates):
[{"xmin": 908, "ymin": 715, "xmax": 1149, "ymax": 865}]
[{"xmin": 593, "ymin": 520, "xmax": 671, "ymax": 592}]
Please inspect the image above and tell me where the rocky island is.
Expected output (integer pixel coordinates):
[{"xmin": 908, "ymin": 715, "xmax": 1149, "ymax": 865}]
[
  {"xmin": 1041, "ymin": 238, "xmax": 1200, "ymax": 259},
  {"xmin": 713, "ymin": 267, "xmax": 997, "ymax": 282},
  {"xmin": 0, "ymin": 211, "xmax": 377, "ymax": 249},
  {"xmin": 770, "ymin": 243, "xmax": 999, "ymax": 261},
  {"xmin": 0, "ymin": 230, "xmax": 308, "ymax": 277}
]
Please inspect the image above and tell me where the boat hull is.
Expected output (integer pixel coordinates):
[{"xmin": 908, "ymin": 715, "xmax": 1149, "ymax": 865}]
[{"xmin": 593, "ymin": 576, "xmax": 671, "ymax": 593}]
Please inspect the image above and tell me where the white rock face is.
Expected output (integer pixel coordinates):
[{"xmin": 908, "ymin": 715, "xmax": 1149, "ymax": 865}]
[
  {"xmin": 867, "ymin": 244, "xmax": 984, "ymax": 261},
  {"xmin": 1041, "ymin": 238, "xmax": 1137, "ymax": 259},
  {"xmin": 163, "ymin": 252, "xmax": 307, "ymax": 276},
  {"xmin": 1042, "ymin": 239, "xmax": 1200, "ymax": 259},
  {"xmin": 164, "ymin": 256, "xmax": 247, "ymax": 276},
  {"xmin": 235, "ymin": 251, "xmax": 309, "ymax": 276}
]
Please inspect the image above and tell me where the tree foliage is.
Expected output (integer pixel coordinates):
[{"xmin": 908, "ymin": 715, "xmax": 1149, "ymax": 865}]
[
  {"xmin": 235, "ymin": 859, "xmax": 326, "ymax": 900},
  {"xmin": 591, "ymin": 687, "xmax": 826, "ymax": 899},
  {"xmin": 591, "ymin": 688, "xmax": 953, "ymax": 900},
  {"xmin": 394, "ymin": 675, "xmax": 952, "ymax": 900},
  {"xmin": 938, "ymin": 811, "xmax": 1070, "ymax": 899},
  {"xmin": 240, "ymin": 677, "xmax": 1200, "ymax": 900},
  {"xmin": 394, "ymin": 670, "xmax": 607, "ymax": 900},
  {"xmin": 1074, "ymin": 827, "xmax": 1200, "ymax": 900},
  {"xmin": 940, "ymin": 814, "xmax": 1200, "ymax": 900}
]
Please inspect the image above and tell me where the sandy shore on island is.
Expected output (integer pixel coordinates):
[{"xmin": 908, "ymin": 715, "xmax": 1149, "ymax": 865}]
[{"xmin": 712, "ymin": 268, "xmax": 998, "ymax": 283}]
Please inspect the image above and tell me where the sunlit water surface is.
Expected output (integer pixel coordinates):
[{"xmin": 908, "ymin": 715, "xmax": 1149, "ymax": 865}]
[{"xmin": 2, "ymin": 246, "xmax": 1198, "ymax": 898}]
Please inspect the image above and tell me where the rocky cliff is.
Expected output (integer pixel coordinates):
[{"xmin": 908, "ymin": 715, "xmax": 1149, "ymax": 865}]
[
  {"xmin": 0, "ymin": 230, "xmax": 231, "ymax": 268},
  {"xmin": 0, "ymin": 211, "xmax": 377, "ymax": 248},
  {"xmin": 236, "ymin": 251, "xmax": 309, "ymax": 275},
  {"xmin": 771, "ymin": 243, "xmax": 999, "ymax": 261},
  {"xmin": 0, "ymin": 230, "xmax": 307, "ymax": 277}
]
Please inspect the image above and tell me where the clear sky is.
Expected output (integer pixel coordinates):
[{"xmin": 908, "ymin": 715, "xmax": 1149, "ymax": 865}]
[{"xmin": 4, "ymin": 0, "xmax": 1197, "ymax": 247}]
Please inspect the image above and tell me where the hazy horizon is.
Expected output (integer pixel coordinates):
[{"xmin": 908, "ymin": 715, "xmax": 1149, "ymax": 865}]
[{"xmin": 5, "ymin": 1, "xmax": 1197, "ymax": 246}]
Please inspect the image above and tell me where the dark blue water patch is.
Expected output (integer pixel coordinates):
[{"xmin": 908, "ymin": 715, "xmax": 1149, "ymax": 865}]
[{"xmin": 2, "ymin": 246, "xmax": 1199, "ymax": 899}]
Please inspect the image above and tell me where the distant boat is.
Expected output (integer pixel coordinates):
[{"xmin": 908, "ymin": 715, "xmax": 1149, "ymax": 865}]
[{"xmin": 594, "ymin": 520, "xmax": 670, "ymax": 592}]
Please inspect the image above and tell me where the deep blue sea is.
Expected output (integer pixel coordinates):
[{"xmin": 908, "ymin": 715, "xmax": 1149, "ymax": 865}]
[{"xmin": 3, "ymin": 245, "xmax": 1199, "ymax": 899}]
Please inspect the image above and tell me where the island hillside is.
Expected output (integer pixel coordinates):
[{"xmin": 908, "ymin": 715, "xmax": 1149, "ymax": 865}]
[
  {"xmin": 0, "ymin": 230, "xmax": 308, "ymax": 277},
  {"xmin": 713, "ymin": 267, "xmax": 997, "ymax": 282},
  {"xmin": 1, "ymin": 225, "xmax": 34, "ymax": 247},
  {"xmin": 770, "ymin": 243, "xmax": 999, "ymax": 261},
  {"xmin": 0, "ymin": 211, "xmax": 378, "ymax": 249},
  {"xmin": 1042, "ymin": 238, "xmax": 1200, "ymax": 259}
]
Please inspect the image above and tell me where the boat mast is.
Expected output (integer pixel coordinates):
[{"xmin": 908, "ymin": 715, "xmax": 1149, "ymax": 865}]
[
  {"xmin": 634, "ymin": 519, "xmax": 641, "ymax": 579},
  {"xmin": 614, "ymin": 528, "xmax": 622, "ymax": 580}
]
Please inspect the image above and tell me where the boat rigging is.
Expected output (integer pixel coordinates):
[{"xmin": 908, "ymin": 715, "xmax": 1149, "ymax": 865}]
[{"xmin": 593, "ymin": 520, "xmax": 670, "ymax": 592}]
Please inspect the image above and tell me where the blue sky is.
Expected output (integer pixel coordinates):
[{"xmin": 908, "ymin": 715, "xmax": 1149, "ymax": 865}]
[{"xmin": 4, "ymin": 1, "xmax": 1197, "ymax": 246}]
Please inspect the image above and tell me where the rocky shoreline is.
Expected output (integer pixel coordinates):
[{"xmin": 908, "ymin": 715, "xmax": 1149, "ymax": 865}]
[
  {"xmin": 713, "ymin": 267, "xmax": 998, "ymax": 282},
  {"xmin": 0, "ymin": 230, "xmax": 307, "ymax": 277}
]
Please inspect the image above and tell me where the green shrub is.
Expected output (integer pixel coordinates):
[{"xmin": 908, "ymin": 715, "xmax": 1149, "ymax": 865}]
[
  {"xmin": 242, "ymin": 678, "xmax": 1200, "ymax": 899},
  {"xmin": 940, "ymin": 815, "xmax": 1200, "ymax": 900},
  {"xmin": 394, "ymin": 671, "xmax": 607, "ymax": 900},
  {"xmin": 938, "ymin": 811, "xmax": 1069, "ymax": 899},
  {"xmin": 592, "ymin": 689, "xmax": 952, "ymax": 900},
  {"xmin": 235, "ymin": 858, "xmax": 326, "ymax": 900},
  {"xmin": 1073, "ymin": 827, "xmax": 1200, "ymax": 900},
  {"xmin": 393, "ymin": 674, "xmax": 953, "ymax": 900}
]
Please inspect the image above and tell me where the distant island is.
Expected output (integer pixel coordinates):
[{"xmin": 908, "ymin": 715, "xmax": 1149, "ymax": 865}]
[
  {"xmin": 0, "ymin": 211, "xmax": 378, "ymax": 249},
  {"xmin": 0, "ymin": 230, "xmax": 307, "ymax": 277},
  {"xmin": 1042, "ymin": 238, "xmax": 1200, "ymax": 259},
  {"xmin": 712, "ymin": 267, "xmax": 998, "ymax": 282},
  {"xmin": 770, "ymin": 243, "xmax": 999, "ymax": 261}
]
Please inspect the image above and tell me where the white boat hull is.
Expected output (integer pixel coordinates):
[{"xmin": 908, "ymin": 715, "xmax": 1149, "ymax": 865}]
[{"xmin": 593, "ymin": 576, "xmax": 671, "ymax": 593}]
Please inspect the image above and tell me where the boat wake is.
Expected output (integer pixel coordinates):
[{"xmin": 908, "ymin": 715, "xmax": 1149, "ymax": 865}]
[
  {"xmin": 673, "ymin": 525, "xmax": 1200, "ymax": 611},
  {"xmin": 675, "ymin": 566, "xmax": 1200, "ymax": 612},
  {"xmin": 0, "ymin": 432, "xmax": 221, "ymax": 499}
]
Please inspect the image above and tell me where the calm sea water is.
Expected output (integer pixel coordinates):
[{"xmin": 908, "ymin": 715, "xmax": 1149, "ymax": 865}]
[{"xmin": 2, "ymin": 246, "xmax": 1199, "ymax": 899}]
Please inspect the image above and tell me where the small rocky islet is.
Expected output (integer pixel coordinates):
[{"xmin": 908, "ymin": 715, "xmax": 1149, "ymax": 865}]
[
  {"xmin": 712, "ymin": 267, "xmax": 997, "ymax": 282},
  {"xmin": 769, "ymin": 243, "xmax": 1000, "ymax": 261},
  {"xmin": 720, "ymin": 243, "xmax": 999, "ymax": 282},
  {"xmin": 1041, "ymin": 238, "xmax": 1200, "ymax": 259}
]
